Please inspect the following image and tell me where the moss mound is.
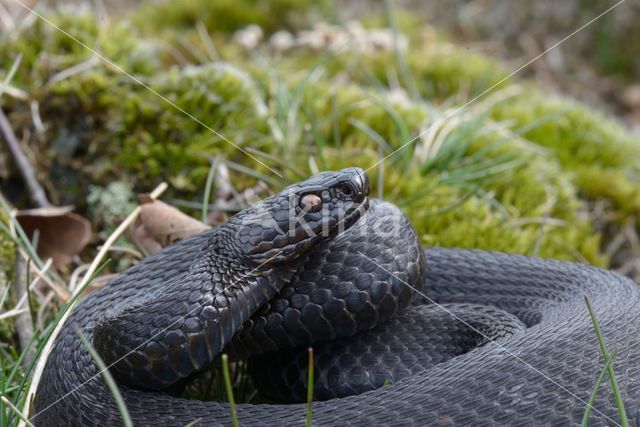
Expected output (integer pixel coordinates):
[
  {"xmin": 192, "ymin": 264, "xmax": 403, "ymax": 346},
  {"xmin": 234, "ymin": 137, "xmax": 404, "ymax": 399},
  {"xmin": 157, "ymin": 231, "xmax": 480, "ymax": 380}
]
[{"xmin": 2, "ymin": 3, "xmax": 639, "ymax": 270}]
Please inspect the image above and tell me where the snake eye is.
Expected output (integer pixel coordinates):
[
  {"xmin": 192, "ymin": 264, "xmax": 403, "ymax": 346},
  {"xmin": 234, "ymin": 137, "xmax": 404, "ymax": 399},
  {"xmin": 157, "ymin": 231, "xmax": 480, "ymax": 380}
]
[
  {"xmin": 340, "ymin": 184, "xmax": 353, "ymax": 197},
  {"xmin": 300, "ymin": 193, "xmax": 323, "ymax": 212}
]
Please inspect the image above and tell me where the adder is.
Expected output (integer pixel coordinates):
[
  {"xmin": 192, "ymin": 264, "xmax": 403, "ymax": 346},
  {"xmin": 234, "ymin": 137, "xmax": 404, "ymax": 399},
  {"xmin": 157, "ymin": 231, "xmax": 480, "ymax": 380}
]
[{"xmin": 34, "ymin": 168, "xmax": 640, "ymax": 425}]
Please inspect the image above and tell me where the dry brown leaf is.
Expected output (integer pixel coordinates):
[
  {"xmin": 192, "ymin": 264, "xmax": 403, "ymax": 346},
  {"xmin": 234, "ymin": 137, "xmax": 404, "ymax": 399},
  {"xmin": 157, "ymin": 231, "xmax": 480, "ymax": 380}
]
[
  {"xmin": 16, "ymin": 206, "xmax": 91, "ymax": 269},
  {"xmin": 127, "ymin": 199, "xmax": 210, "ymax": 255}
]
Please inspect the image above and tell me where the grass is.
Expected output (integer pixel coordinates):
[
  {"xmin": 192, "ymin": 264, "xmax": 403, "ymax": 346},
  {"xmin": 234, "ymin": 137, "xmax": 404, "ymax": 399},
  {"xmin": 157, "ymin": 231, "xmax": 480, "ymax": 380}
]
[
  {"xmin": 78, "ymin": 330, "xmax": 133, "ymax": 427},
  {"xmin": 5, "ymin": 1, "xmax": 635, "ymax": 265},
  {"xmin": 582, "ymin": 297, "xmax": 629, "ymax": 427},
  {"xmin": 306, "ymin": 347, "xmax": 314, "ymax": 427},
  {"xmin": 201, "ymin": 156, "xmax": 222, "ymax": 222},
  {"xmin": 0, "ymin": 197, "xmax": 73, "ymax": 426},
  {"xmin": 582, "ymin": 349, "xmax": 617, "ymax": 426},
  {"xmin": 221, "ymin": 355, "xmax": 239, "ymax": 427},
  {"xmin": 0, "ymin": 183, "xmax": 165, "ymax": 426}
]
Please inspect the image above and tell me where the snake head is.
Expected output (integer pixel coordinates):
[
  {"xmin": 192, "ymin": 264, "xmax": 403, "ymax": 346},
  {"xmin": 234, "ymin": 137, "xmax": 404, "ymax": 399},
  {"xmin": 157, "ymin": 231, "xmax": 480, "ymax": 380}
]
[{"xmin": 230, "ymin": 167, "xmax": 370, "ymax": 267}]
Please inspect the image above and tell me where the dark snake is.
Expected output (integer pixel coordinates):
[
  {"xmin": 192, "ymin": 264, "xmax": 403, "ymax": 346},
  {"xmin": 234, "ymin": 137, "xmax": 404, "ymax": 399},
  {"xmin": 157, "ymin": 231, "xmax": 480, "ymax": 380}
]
[{"xmin": 34, "ymin": 168, "xmax": 640, "ymax": 426}]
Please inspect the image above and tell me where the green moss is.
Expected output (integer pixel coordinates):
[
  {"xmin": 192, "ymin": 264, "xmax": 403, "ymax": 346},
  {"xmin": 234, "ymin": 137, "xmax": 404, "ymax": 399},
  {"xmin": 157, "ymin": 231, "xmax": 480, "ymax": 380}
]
[
  {"xmin": 0, "ymin": 210, "xmax": 16, "ymax": 341},
  {"xmin": 0, "ymin": 5, "xmax": 159, "ymax": 90},
  {"xmin": 103, "ymin": 62, "xmax": 272, "ymax": 189},
  {"xmin": 133, "ymin": 0, "xmax": 318, "ymax": 35},
  {"xmin": 312, "ymin": 46, "xmax": 510, "ymax": 103},
  {"xmin": 490, "ymin": 93, "xmax": 640, "ymax": 215},
  {"xmin": 3, "ymin": 3, "xmax": 637, "ymax": 270},
  {"xmin": 0, "ymin": 210, "xmax": 15, "ymax": 280},
  {"xmin": 241, "ymin": 72, "xmax": 602, "ymax": 264},
  {"xmin": 374, "ymin": 168, "xmax": 603, "ymax": 265}
]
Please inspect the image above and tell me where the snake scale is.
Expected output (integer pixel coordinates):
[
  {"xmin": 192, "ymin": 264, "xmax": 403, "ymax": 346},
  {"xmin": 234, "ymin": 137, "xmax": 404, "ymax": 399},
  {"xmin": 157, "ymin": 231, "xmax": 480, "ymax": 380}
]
[{"xmin": 34, "ymin": 168, "xmax": 640, "ymax": 426}]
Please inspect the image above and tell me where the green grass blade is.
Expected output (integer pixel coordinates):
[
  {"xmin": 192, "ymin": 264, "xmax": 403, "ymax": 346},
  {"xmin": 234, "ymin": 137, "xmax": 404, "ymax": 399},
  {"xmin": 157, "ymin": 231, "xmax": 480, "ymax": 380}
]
[
  {"xmin": 0, "ymin": 397, "xmax": 32, "ymax": 427},
  {"xmin": 306, "ymin": 347, "xmax": 314, "ymax": 427},
  {"xmin": 584, "ymin": 296, "xmax": 628, "ymax": 427},
  {"xmin": 77, "ymin": 330, "xmax": 132, "ymax": 427},
  {"xmin": 224, "ymin": 159, "xmax": 280, "ymax": 187},
  {"xmin": 582, "ymin": 349, "xmax": 617, "ymax": 427},
  {"xmin": 6, "ymin": 328, "xmax": 42, "ymax": 391},
  {"xmin": 221, "ymin": 354, "xmax": 239, "ymax": 427},
  {"xmin": 383, "ymin": 0, "xmax": 420, "ymax": 101},
  {"xmin": 348, "ymin": 118, "xmax": 393, "ymax": 153},
  {"xmin": 202, "ymin": 156, "xmax": 222, "ymax": 222}
]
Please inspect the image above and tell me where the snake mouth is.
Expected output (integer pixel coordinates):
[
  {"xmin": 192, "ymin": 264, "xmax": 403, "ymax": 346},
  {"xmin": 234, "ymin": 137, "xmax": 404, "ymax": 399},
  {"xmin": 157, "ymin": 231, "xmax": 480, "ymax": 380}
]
[
  {"xmin": 330, "ymin": 168, "xmax": 369, "ymax": 235},
  {"xmin": 341, "ymin": 168, "xmax": 370, "ymax": 231},
  {"xmin": 343, "ymin": 195, "xmax": 369, "ymax": 230}
]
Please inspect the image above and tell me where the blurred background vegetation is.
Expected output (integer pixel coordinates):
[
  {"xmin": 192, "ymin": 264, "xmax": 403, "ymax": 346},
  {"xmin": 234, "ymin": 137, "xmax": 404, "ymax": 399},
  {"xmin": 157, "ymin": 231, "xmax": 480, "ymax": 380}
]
[{"xmin": 1, "ymin": 0, "xmax": 639, "ymax": 291}]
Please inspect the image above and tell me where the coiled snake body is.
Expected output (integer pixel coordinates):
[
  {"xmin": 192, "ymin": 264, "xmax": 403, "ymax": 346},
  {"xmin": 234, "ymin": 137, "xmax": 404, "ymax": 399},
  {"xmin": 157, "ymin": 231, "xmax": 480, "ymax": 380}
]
[{"xmin": 35, "ymin": 168, "xmax": 640, "ymax": 425}]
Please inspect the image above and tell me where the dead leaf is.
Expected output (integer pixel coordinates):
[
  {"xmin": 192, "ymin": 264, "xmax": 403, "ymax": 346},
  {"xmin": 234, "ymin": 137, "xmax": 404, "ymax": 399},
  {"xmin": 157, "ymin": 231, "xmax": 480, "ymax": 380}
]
[
  {"xmin": 127, "ymin": 199, "xmax": 210, "ymax": 255},
  {"xmin": 621, "ymin": 85, "xmax": 640, "ymax": 111},
  {"xmin": 16, "ymin": 206, "xmax": 91, "ymax": 269}
]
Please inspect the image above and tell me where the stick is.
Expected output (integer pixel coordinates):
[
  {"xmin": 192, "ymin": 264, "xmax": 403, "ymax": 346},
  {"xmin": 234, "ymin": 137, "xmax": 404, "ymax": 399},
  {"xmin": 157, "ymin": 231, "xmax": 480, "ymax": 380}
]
[{"xmin": 0, "ymin": 108, "xmax": 50, "ymax": 208}]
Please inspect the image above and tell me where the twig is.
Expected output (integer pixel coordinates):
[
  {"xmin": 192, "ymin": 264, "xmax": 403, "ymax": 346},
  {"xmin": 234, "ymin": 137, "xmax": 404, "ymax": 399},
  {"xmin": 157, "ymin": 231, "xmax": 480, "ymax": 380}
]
[
  {"xmin": 0, "ymin": 108, "xmax": 50, "ymax": 208},
  {"xmin": 19, "ymin": 182, "xmax": 168, "ymax": 426},
  {"xmin": 14, "ymin": 255, "xmax": 35, "ymax": 368}
]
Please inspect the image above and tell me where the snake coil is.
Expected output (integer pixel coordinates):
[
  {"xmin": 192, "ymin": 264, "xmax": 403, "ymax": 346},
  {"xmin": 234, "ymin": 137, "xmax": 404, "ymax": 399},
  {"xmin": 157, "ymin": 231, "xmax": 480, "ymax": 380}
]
[{"xmin": 35, "ymin": 168, "xmax": 640, "ymax": 426}]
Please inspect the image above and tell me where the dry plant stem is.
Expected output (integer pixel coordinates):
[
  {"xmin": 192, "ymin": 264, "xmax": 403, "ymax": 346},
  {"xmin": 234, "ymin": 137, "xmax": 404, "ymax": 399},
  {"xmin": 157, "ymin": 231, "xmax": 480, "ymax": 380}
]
[
  {"xmin": 19, "ymin": 182, "xmax": 168, "ymax": 426},
  {"xmin": 16, "ymin": 248, "xmax": 70, "ymax": 301},
  {"xmin": 0, "ymin": 108, "xmax": 50, "ymax": 208},
  {"xmin": 14, "ymin": 255, "xmax": 35, "ymax": 368}
]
